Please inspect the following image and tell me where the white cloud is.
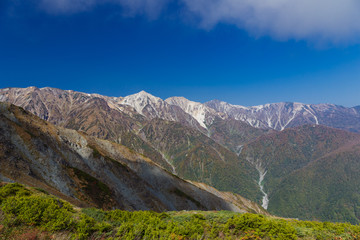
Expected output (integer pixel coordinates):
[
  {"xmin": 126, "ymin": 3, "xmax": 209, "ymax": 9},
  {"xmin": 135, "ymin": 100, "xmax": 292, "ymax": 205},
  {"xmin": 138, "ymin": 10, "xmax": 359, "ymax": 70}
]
[
  {"xmin": 182, "ymin": 0, "xmax": 360, "ymax": 44},
  {"xmin": 36, "ymin": 0, "xmax": 360, "ymax": 44}
]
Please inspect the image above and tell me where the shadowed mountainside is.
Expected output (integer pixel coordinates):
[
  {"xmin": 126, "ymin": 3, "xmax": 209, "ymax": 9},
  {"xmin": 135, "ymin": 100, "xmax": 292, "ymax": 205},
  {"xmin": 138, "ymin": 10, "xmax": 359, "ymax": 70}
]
[
  {"xmin": 0, "ymin": 87, "xmax": 263, "ymax": 200},
  {"xmin": 0, "ymin": 102, "xmax": 267, "ymax": 214}
]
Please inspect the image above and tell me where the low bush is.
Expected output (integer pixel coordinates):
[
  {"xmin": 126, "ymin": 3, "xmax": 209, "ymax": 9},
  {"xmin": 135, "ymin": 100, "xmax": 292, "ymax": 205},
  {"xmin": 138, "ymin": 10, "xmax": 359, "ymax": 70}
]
[
  {"xmin": 1, "ymin": 183, "xmax": 360, "ymax": 239},
  {"xmin": 224, "ymin": 213, "xmax": 297, "ymax": 239},
  {"xmin": 1, "ymin": 195, "xmax": 74, "ymax": 231}
]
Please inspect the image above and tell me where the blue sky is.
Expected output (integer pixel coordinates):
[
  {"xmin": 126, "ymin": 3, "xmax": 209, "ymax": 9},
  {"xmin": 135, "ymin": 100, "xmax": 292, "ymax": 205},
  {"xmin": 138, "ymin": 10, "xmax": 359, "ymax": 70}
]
[{"xmin": 1, "ymin": 0, "xmax": 360, "ymax": 107}]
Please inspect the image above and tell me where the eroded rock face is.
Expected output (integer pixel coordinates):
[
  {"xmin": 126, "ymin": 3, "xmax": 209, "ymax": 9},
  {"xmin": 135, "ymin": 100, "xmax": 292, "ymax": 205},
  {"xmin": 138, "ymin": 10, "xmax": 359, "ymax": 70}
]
[
  {"xmin": 0, "ymin": 87, "xmax": 262, "ymax": 201},
  {"xmin": 205, "ymin": 100, "xmax": 360, "ymax": 132},
  {"xmin": 0, "ymin": 102, "xmax": 266, "ymax": 214},
  {"xmin": 165, "ymin": 96, "xmax": 227, "ymax": 129}
]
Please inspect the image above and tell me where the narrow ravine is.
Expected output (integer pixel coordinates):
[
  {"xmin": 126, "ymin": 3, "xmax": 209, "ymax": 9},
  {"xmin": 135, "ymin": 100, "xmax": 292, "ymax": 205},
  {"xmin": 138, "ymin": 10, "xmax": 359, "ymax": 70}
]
[
  {"xmin": 160, "ymin": 152, "xmax": 177, "ymax": 175},
  {"xmin": 255, "ymin": 164, "xmax": 269, "ymax": 209},
  {"xmin": 236, "ymin": 145, "xmax": 243, "ymax": 156}
]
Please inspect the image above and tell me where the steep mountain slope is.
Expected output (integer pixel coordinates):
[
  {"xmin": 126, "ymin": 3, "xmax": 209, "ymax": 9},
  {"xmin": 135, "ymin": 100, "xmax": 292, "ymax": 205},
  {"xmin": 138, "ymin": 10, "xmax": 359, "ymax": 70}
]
[
  {"xmin": 166, "ymin": 96, "xmax": 270, "ymax": 153},
  {"xmin": 3, "ymin": 87, "xmax": 360, "ymax": 134},
  {"xmin": 3, "ymin": 184, "xmax": 359, "ymax": 240},
  {"xmin": 0, "ymin": 102, "xmax": 266, "ymax": 214},
  {"xmin": 0, "ymin": 87, "xmax": 263, "ymax": 201},
  {"xmin": 120, "ymin": 91, "xmax": 205, "ymax": 131},
  {"xmin": 0, "ymin": 87, "xmax": 203, "ymax": 132},
  {"xmin": 206, "ymin": 100, "xmax": 360, "ymax": 132},
  {"xmin": 138, "ymin": 119, "xmax": 260, "ymax": 200},
  {"xmin": 240, "ymin": 125, "xmax": 360, "ymax": 223},
  {"xmin": 207, "ymin": 118, "xmax": 268, "ymax": 153},
  {"xmin": 0, "ymin": 87, "xmax": 121, "ymax": 125},
  {"xmin": 165, "ymin": 96, "xmax": 227, "ymax": 128},
  {"xmin": 62, "ymin": 98, "xmax": 261, "ymax": 199},
  {"xmin": 61, "ymin": 97, "xmax": 174, "ymax": 171},
  {"xmin": 0, "ymin": 88, "xmax": 211, "ymax": 168},
  {"xmin": 270, "ymin": 144, "xmax": 360, "ymax": 223},
  {"xmin": 0, "ymin": 87, "xmax": 176, "ymax": 171}
]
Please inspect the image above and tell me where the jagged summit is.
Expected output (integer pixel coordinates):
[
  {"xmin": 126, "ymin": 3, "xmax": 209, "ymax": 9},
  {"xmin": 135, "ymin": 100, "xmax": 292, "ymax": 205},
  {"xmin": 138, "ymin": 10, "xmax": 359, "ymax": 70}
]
[
  {"xmin": 205, "ymin": 99, "xmax": 360, "ymax": 131},
  {"xmin": 120, "ymin": 90, "xmax": 163, "ymax": 115},
  {"xmin": 1, "ymin": 86, "xmax": 360, "ymax": 132},
  {"xmin": 122, "ymin": 90, "xmax": 161, "ymax": 102},
  {"xmin": 131, "ymin": 90, "xmax": 159, "ymax": 99},
  {"xmin": 138, "ymin": 90, "xmax": 153, "ymax": 95}
]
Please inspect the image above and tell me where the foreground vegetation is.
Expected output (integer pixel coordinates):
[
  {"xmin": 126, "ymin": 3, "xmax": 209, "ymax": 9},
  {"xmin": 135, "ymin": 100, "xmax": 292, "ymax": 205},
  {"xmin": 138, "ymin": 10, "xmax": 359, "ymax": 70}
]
[{"xmin": 1, "ymin": 183, "xmax": 360, "ymax": 239}]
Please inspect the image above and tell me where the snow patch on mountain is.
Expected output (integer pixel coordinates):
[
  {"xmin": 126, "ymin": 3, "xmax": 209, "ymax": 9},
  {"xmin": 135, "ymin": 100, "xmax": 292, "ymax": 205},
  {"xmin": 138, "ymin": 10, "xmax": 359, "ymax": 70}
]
[
  {"xmin": 205, "ymin": 100, "xmax": 335, "ymax": 131},
  {"xmin": 2, "ymin": 87, "xmax": 360, "ymax": 133},
  {"xmin": 255, "ymin": 163, "xmax": 269, "ymax": 210},
  {"xmin": 166, "ymin": 96, "xmax": 226, "ymax": 129},
  {"xmin": 282, "ymin": 111, "xmax": 298, "ymax": 130},
  {"xmin": 304, "ymin": 105, "xmax": 319, "ymax": 125},
  {"xmin": 166, "ymin": 97, "xmax": 208, "ymax": 128},
  {"xmin": 236, "ymin": 145, "xmax": 243, "ymax": 156},
  {"xmin": 121, "ymin": 90, "xmax": 163, "ymax": 116}
]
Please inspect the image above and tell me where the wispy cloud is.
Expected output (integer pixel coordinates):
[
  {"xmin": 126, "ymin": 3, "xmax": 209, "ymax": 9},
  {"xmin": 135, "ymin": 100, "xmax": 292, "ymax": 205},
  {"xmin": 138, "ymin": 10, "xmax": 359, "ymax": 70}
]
[
  {"xmin": 183, "ymin": 0, "xmax": 360, "ymax": 45},
  {"xmin": 39, "ymin": 0, "xmax": 97, "ymax": 14},
  {"xmin": 38, "ymin": 0, "xmax": 171, "ymax": 18},
  {"xmin": 28, "ymin": 0, "xmax": 360, "ymax": 44}
]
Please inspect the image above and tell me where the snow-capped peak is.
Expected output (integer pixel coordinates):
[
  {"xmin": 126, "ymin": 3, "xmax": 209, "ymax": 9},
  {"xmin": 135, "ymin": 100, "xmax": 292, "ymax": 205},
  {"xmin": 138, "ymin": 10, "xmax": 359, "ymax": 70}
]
[
  {"xmin": 130, "ymin": 90, "xmax": 161, "ymax": 101},
  {"xmin": 120, "ymin": 90, "xmax": 163, "ymax": 115}
]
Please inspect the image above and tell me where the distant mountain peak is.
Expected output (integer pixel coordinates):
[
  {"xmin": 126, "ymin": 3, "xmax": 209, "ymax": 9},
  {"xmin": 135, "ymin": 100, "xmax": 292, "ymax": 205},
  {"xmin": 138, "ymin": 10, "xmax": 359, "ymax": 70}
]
[
  {"xmin": 135, "ymin": 90, "xmax": 159, "ymax": 99},
  {"xmin": 138, "ymin": 90, "xmax": 150, "ymax": 94},
  {"xmin": 120, "ymin": 90, "xmax": 163, "ymax": 116}
]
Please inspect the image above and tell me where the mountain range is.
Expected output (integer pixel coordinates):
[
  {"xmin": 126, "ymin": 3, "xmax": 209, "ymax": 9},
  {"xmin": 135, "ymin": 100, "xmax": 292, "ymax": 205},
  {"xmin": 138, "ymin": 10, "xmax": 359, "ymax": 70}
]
[
  {"xmin": 1, "ymin": 86, "xmax": 360, "ymax": 223},
  {"xmin": 0, "ymin": 101, "xmax": 267, "ymax": 214}
]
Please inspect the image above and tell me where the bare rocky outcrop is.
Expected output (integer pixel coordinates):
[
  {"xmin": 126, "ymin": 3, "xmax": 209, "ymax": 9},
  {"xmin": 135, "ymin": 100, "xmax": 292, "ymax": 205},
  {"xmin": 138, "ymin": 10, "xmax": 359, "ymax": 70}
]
[{"xmin": 0, "ymin": 102, "xmax": 266, "ymax": 214}]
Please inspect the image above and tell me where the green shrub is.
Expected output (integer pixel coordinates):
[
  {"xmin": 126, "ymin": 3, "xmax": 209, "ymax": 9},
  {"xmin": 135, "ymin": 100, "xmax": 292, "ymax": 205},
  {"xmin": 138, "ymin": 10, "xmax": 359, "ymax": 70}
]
[
  {"xmin": 1, "ymin": 194, "xmax": 74, "ymax": 231},
  {"xmin": 75, "ymin": 214, "xmax": 96, "ymax": 240},
  {"xmin": 32, "ymin": 187, "xmax": 49, "ymax": 195},
  {"xmin": 82, "ymin": 208, "xmax": 106, "ymax": 222},
  {"xmin": 94, "ymin": 221, "xmax": 112, "ymax": 233},
  {"xmin": 2, "ymin": 183, "xmax": 360, "ymax": 240},
  {"xmin": 225, "ymin": 213, "xmax": 297, "ymax": 239},
  {"xmin": 0, "ymin": 183, "xmax": 31, "ymax": 201}
]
